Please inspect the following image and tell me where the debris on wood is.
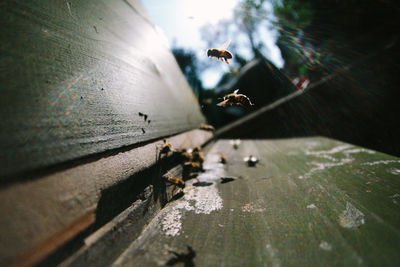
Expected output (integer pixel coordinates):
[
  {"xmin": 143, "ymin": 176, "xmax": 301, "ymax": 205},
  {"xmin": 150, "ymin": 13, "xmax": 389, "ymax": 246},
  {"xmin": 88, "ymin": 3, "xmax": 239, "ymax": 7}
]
[{"xmin": 138, "ymin": 112, "xmax": 149, "ymax": 121}]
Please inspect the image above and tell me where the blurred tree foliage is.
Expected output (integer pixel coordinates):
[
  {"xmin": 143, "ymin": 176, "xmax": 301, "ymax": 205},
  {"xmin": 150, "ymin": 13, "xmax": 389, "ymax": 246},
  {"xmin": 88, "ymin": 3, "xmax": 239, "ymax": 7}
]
[
  {"xmin": 233, "ymin": 0, "xmax": 269, "ymax": 58},
  {"xmin": 172, "ymin": 48, "xmax": 203, "ymax": 98}
]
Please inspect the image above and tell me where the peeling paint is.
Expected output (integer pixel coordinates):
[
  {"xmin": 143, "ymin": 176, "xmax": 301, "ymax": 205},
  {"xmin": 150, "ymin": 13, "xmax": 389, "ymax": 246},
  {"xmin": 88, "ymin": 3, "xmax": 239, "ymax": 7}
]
[
  {"xmin": 160, "ymin": 153, "xmax": 223, "ymax": 237},
  {"xmin": 339, "ymin": 202, "xmax": 365, "ymax": 229}
]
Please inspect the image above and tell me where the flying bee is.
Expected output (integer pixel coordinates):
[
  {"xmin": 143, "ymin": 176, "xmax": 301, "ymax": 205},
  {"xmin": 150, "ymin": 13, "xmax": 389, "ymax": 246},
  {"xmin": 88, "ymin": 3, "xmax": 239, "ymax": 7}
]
[
  {"xmin": 207, "ymin": 40, "xmax": 233, "ymax": 64},
  {"xmin": 217, "ymin": 89, "xmax": 254, "ymax": 107}
]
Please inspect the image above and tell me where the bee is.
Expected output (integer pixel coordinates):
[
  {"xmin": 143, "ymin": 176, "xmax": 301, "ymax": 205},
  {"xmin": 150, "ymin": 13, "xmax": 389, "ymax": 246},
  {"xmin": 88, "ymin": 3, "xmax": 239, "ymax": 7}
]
[
  {"xmin": 176, "ymin": 149, "xmax": 193, "ymax": 162},
  {"xmin": 183, "ymin": 161, "xmax": 202, "ymax": 172},
  {"xmin": 243, "ymin": 155, "xmax": 259, "ymax": 167},
  {"xmin": 199, "ymin": 123, "xmax": 215, "ymax": 132},
  {"xmin": 160, "ymin": 138, "xmax": 174, "ymax": 155},
  {"xmin": 217, "ymin": 89, "xmax": 254, "ymax": 107},
  {"xmin": 165, "ymin": 175, "xmax": 185, "ymax": 188},
  {"xmin": 191, "ymin": 147, "xmax": 204, "ymax": 165},
  {"xmin": 219, "ymin": 153, "xmax": 227, "ymax": 164},
  {"xmin": 207, "ymin": 40, "xmax": 233, "ymax": 64},
  {"xmin": 230, "ymin": 139, "xmax": 241, "ymax": 149}
]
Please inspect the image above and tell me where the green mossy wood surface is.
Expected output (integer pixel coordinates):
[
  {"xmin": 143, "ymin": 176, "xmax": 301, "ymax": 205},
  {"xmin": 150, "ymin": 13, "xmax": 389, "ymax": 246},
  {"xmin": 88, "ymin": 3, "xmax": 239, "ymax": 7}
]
[
  {"xmin": 113, "ymin": 137, "xmax": 400, "ymax": 266},
  {"xmin": 0, "ymin": 0, "xmax": 204, "ymax": 178}
]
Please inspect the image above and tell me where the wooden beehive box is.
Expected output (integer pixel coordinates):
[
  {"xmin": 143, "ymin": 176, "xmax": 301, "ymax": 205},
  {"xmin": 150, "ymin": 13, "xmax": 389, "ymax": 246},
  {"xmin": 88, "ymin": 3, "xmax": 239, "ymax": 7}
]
[
  {"xmin": 1, "ymin": 1, "xmax": 400, "ymax": 266},
  {"xmin": 0, "ymin": 0, "xmax": 212, "ymax": 265}
]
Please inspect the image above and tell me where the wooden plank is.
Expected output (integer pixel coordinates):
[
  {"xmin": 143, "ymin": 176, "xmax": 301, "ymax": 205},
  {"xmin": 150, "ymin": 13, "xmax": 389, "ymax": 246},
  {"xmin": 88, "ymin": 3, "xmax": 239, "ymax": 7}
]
[
  {"xmin": 0, "ymin": 0, "xmax": 205, "ymax": 178},
  {"xmin": 112, "ymin": 137, "xmax": 400, "ymax": 266},
  {"xmin": 0, "ymin": 129, "xmax": 212, "ymax": 266}
]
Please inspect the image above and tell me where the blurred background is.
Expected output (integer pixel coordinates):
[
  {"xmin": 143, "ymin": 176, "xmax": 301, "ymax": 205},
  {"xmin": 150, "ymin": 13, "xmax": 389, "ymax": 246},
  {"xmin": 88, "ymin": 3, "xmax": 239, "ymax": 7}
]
[{"xmin": 144, "ymin": 0, "xmax": 400, "ymax": 156}]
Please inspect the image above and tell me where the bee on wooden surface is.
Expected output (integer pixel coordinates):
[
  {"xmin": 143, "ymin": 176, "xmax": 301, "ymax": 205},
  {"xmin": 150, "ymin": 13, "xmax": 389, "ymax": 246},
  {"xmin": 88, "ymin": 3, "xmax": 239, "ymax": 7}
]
[
  {"xmin": 230, "ymin": 139, "xmax": 241, "ymax": 150},
  {"xmin": 176, "ymin": 149, "xmax": 193, "ymax": 163},
  {"xmin": 165, "ymin": 175, "xmax": 185, "ymax": 188},
  {"xmin": 191, "ymin": 147, "xmax": 204, "ymax": 163},
  {"xmin": 199, "ymin": 123, "xmax": 215, "ymax": 132},
  {"xmin": 183, "ymin": 161, "xmax": 202, "ymax": 172},
  {"xmin": 217, "ymin": 89, "xmax": 254, "ymax": 107},
  {"xmin": 207, "ymin": 40, "xmax": 233, "ymax": 64},
  {"xmin": 219, "ymin": 153, "xmax": 227, "ymax": 164},
  {"xmin": 160, "ymin": 138, "xmax": 174, "ymax": 155},
  {"xmin": 243, "ymin": 155, "xmax": 259, "ymax": 167}
]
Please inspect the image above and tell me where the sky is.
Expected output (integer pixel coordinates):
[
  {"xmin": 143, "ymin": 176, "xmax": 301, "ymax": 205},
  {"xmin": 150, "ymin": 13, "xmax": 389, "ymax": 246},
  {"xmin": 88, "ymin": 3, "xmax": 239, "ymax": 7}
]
[{"xmin": 142, "ymin": 0, "xmax": 284, "ymax": 88}]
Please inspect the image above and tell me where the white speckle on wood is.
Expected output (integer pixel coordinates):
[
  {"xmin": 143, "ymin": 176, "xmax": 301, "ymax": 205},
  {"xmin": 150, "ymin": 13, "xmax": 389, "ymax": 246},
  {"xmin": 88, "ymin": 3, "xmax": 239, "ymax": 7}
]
[
  {"xmin": 305, "ymin": 144, "xmax": 353, "ymax": 156},
  {"xmin": 362, "ymin": 160, "xmax": 400, "ymax": 166},
  {"xmin": 242, "ymin": 203, "xmax": 265, "ymax": 213},
  {"xmin": 65, "ymin": 1, "xmax": 74, "ymax": 18},
  {"xmin": 338, "ymin": 202, "xmax": 365, "ymax": 229},
  {"xmin": 307, "ymin": 204, "xmax": 317, "ymax": 209},
  {"xmin": 390, "ymin": 193, "xmax": 400, "ymax": 205},
  {"xmin": 319, "ymin": 241, "xmax": 332, "ymax": 251},
  {"xmin": 388, "ymin": 168, "xmax": 400, "ymax": 175},
  {"xmin": 265, "ymin": 244, "xmax": 281, "ymax": 267},
  {"xmin": 343, "ymin": 148, "xmax": 375, "ymax": 155},
  {"xmin": 162, "ymin": 209, "xmax": 183, "ymax": 236},
  {"xmin": 299, "ymin": 158, "xmax": 354, "ymax": 179}
]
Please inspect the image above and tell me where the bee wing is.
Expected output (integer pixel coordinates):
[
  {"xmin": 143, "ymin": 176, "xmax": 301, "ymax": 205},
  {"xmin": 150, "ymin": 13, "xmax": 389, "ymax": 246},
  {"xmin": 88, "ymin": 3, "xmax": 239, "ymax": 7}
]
[
  {"xmin": 217, "ymin": 99, "xmax": 229, "ymax": 106},
  {"xmin": 219, "ymin": 40, "xmax": 231, "ymax": 50}
]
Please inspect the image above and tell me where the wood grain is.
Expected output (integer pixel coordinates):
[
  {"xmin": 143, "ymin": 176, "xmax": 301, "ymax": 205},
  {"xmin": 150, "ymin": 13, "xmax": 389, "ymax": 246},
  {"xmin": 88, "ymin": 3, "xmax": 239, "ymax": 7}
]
[
  {"xmin": 0, "ymin": 0, "xmax": 205, "ymax": 179},
  {"xmin": 0, "ymin": 129, "xmax": 212, "ymax": 266},
  {"xmin": 113, "ymin": 137, "xmax": 400, "ymax": 266}
]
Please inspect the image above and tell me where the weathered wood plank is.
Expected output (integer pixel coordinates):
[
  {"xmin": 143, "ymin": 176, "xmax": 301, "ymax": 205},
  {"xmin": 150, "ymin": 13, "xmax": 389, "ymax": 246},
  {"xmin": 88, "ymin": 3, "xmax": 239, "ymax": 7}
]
[
  {"xmin": 0, "ymin": 129, "xmax": 212, "ymax": 266},
  {"xmin": 113, "ymin": 137, "xmax": 400, "ymax": 266},
  {"xmin": 0, "ymin": 0, "xmax": 204, "ymax": 178}
]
